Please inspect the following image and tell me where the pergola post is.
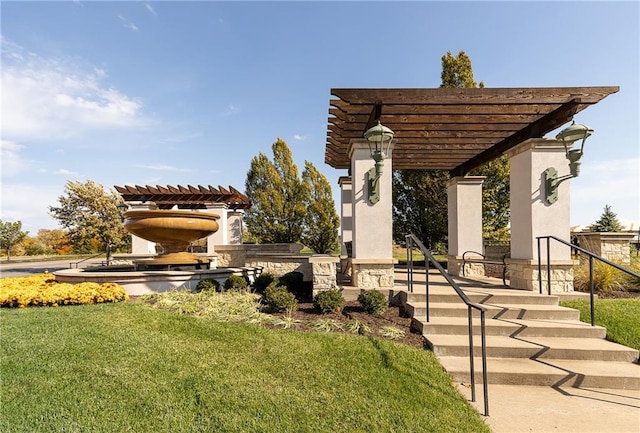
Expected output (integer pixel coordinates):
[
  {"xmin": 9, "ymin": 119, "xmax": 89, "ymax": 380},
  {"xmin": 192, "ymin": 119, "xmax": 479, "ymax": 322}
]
[
  {"xmin": 338, "ymin": 176, "xmax": 353, "ymax": 245},
  {"xmin": 205, "ymin": 203, "xmax": 227, "ymax": 252},
  {"xmin": 507, "ymin": 138, "xmax": 576, "ymax": 292},
  {"xmin": 446, "ymin": 176, "xmax": 486, "ymax": 278},
  {"xmin": 348, "ymin": 139, "xmax": 395, "ymax": 289},
  {"xmin": 129, "ymin": 202, "xmax": 158, "ymax": 255},
  {"xmin": 227, "ymin": 210, "xmax": 244, "ymax": 245}
]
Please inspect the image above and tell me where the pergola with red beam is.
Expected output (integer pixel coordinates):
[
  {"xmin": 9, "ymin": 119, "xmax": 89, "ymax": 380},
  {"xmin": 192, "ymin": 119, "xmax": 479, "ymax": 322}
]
[
  {"xmin": 325, "ymin": 87, "xmax": 619, "ymax": 176},
  {"xmin": 114, "ymin": 184, "xmax": 251, "ymax": 210}
]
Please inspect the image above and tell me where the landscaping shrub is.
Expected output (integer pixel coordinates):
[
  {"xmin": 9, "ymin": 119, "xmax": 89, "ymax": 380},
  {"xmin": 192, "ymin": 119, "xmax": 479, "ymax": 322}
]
[
  {"xmin": 573, "ymin": 260, "xmax": 638, "ymax": 295},
  {"xmin": 223, "ymin": 274, "xmax": 249, "ymax": 291},
  {"xmin": 263, "ymin": 283, "xmax": 298, "ymax": 314},
  {"xmin": 313, "ymin": 289, "xmax": 345, "ymax": 314},
  {"xmin": 195, "ymin": 279, "xmax": 220, "ymax": 292},
  {"xmin": 253, "ymin": 273, "xmax": 276, "ymax": 293},
  {"xmin": 357, "ymin": 289, "xmax": 388, "ymax": 315},
  {"xmin": 278, "ymin": 271, "xmax": 304, "ymax": 292},
  {"xmin": 0, "ymin": 273, "xmax": 128, "ymax": 308}
]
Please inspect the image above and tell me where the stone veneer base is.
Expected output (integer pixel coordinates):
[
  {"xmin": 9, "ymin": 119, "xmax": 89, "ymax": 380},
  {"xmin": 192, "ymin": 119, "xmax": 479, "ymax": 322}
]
[{"xmin": 506, "ymin": 259, "xmax": 577, "ymax": 293}]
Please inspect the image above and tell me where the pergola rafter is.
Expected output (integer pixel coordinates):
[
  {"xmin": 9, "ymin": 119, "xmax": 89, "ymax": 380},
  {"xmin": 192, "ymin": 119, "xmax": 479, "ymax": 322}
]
[
  {"xmin": 325, "ymin": 86, "xmax": 619, "ymax": 175},
  {"xmin": 114, "ymin": 184, "xmax": 251, "ymax": 210}
]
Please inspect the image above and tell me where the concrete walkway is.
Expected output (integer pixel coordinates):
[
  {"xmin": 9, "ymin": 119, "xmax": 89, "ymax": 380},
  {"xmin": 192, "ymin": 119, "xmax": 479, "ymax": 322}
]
[{"xmin": 392, "ymin": 267, "xmax": 640, "ymax": 433}]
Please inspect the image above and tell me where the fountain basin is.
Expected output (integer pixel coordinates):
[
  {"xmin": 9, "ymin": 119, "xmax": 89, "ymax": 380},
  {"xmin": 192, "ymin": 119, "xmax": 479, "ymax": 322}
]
[{"xmin": 124, "ymin": 209, "xmax": 219, "ymax": 265}]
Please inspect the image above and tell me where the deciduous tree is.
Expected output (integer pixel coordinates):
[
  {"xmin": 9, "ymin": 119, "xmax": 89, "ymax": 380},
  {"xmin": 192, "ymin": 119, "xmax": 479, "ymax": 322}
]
[
  {"xmin": 0, "ymin": 220, "xmax": 28, "ymax": 261},
  {"xmin": 49, "ymin": 180, "xmax": 129, "ymax": 258}
]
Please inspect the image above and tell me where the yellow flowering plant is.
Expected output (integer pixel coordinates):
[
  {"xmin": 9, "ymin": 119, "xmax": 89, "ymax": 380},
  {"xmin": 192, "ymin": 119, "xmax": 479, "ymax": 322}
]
[{"xmin": 0, "ymin": 273, "xmax": 128, "ymax": 308}]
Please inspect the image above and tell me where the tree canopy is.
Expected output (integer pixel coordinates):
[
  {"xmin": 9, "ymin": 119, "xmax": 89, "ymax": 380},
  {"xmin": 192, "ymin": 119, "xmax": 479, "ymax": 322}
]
[
  {"xmin": 245, "ymin": 138, "xmax": 339, "ymax": 253},
  {"xmin": 49, "ymin": 180, "xmax": 130, "ymax": 255},
  {"xmin": 591, "ymin": 205, "xmax": 624, "ymax": 232},
  {"xmin": 0, "ymin": 220, "xmax": 28, "ymax": 261}
]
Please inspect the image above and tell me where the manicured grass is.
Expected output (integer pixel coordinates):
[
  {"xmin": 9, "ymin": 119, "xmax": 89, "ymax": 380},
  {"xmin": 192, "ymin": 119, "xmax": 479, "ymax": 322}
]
[
  {"xmin": 1, "ymin": 303, "xmax": 489, "ymax": 432},
  {"xmin": 560, "ymin": 298, "xmax": 640, "ymax": 351}
]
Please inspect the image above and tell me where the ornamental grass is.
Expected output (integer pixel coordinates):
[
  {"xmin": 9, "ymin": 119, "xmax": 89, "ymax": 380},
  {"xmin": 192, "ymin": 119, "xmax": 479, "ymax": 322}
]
[{"xmin": 0, "ymin": 273, "xmax": 128, "ymax": 308}]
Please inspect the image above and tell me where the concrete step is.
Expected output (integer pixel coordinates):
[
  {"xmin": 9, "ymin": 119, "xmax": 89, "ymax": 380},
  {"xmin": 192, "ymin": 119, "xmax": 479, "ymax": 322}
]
[
  {"xmin": 408, "ymin": 302, "xmax": 580, "ymax": 321},
  {"xmin": 426, "ymin": 335, "xmax": 639, "ymax": 362},
  {"xmin": 406, "ymin": 289, "xmax": 560, "ymax": 306},
  {"xmin": 414, "ymin": 316, "xmax": 607, "ymax": 338},
  {"xmin": 439, "ymin": 356, "xmax": 640, "ymax": 389}
]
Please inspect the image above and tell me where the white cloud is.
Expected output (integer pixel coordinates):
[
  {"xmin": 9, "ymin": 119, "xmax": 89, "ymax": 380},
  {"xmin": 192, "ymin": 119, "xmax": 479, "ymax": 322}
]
[
  {"xmin": 54, "ymin": 168, "xmax": 83, "ymax": 178},
  {"xmin": 293, "ymin": 134, "xmax": 307, "ymax": 141},
  {"xmin": 118, "ymin": 15, "xmax": 139, "ymax": 31},
  {"xmin": 143, "ymin": 2, "xmax": 156, "ymax": 15},
  {"xmin": 1, "ymin": 39, "xmax": 145, "ymax": 141},
  {"xmin": 1, "ymin": 140, "xmax": 29, "ymax": 177},
  {"xmin": 221, "ymin": 104, "xmax": 240, "ymax": 116},
  {"xmin": 0, "ymin": 183, "xmax": 63, "ymax": 231}
]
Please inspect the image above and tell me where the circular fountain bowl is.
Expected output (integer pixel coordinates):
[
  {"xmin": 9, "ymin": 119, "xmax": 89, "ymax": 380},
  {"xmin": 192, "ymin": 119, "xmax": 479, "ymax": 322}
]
[{"xmin": 123, "ymin": 209, "xmax": 220, "ymax": 265}]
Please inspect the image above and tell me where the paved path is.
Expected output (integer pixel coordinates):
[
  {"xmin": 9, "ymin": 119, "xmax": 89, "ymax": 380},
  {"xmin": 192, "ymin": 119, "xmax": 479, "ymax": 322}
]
[
  {"xmin": 0, "ymin": 258, "xmax": 105, "ymax": 278},
  {"xmin": 394, "ymin": 267, "xmax": 640, "ymax": 433}
]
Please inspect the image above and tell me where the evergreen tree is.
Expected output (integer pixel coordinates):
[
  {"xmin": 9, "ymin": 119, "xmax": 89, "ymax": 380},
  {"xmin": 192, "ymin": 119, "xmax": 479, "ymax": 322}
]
[
  {"xmin": 302, "ymin": 161, "xmax": 340, "ymax": 254},
  {"xmin": 592, "ymin": 205, "xmax": 624, "ymax": 232},
  {"xmin": 0, "ymin": 220, "xmax": 28, "ymax": 261},
  {"xmin": 48, "ymin": 180, "xmax": 129, "ymax": 257},
  {"xmin": 245, "ymin": 138, "xmax": 308, "ymax": 243}
]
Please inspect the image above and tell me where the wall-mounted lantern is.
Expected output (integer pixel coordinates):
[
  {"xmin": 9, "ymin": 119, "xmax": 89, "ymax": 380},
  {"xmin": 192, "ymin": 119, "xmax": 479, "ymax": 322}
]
[
  {"xmin": 364, "ymin": 121, "xmax": 394, "ymax": 204},
  {"xmin": 544, "ymin": 121, "xmax": 593, "ymax": 204}
]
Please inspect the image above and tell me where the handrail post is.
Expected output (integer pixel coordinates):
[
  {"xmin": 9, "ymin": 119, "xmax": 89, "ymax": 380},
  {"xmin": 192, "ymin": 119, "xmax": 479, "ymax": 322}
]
[
  {"xmin": 537, "ymin": 237, "xmax": 543, "ymax": 294},
  {"xmin": 425, "ymin": 254, "xmax": 430, "ymax": 323},
  {"xmin": 468, "ymin": 306, "xmax": 476, "ymax": 403},
  {"xmin": 481, "ymin": 310, "xmax": 489, "ymax": 417},
  {"xmin": 546, "ymin": 237, "xmax": 552, "ymax": 295},
  {"xmin": 589, "ymin": 255, "xmax": 595, "ymax": 326}
]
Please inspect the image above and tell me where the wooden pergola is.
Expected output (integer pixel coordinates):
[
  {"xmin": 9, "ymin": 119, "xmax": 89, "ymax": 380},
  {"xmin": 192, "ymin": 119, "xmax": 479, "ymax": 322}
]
[
  {"xmin": 114, "ymin": 184, "xmax": 251, "ymax": 210},
  {"xmin": 325, "ymin": 87, "xmax": 619, "ymax": 176}
]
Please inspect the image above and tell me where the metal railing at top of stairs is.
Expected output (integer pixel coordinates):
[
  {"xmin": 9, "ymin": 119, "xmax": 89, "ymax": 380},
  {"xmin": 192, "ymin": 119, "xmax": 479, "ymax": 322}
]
[
  {"xmin": 537, "ymin": 235, "xmax": 640, "ymax": 326},
  {"xmin": 405, "ymin": 234, "xmax": 489, "ymax": 417}
]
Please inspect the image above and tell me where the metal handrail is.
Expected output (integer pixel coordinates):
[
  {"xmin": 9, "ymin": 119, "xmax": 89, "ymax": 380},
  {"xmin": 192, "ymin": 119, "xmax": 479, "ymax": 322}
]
[
  {"xmin": 537, "ymin": 235, "xmax": 640, "ymax": 326},
  {"xmin": 405, "ymin": 234, "xmax": 489, "ymax": 416},
  {"xmin": 69, "ymin": 251, "xmax": 107, "ymax": 269}
]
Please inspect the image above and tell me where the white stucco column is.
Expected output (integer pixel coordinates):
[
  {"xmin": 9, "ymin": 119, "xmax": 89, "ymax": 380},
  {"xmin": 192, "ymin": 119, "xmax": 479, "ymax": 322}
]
[
  {"xmin": 338, "ymin": 176, "xmax": 353, "ymax": 245},
  {"xmin": 227, "ymin": 210, "xmax": 244, "ymax": 245},
  {"xmin": 446, "ymin": 176, "xmax": 485, "ymax": 277},
  {"xmin": 204, "ymin": 203, "xmax": 227, "ymax": 252},
  {"xmin": 506, "ymin": 138, "xmax": 576, "ymax": 292},
  {"xmin": 348, "ymin": 139, "xmax": 395, "ymax": 288},
  {"xmin": 128, "ymin": 202, "xmax": 157, "ymax": 255}
]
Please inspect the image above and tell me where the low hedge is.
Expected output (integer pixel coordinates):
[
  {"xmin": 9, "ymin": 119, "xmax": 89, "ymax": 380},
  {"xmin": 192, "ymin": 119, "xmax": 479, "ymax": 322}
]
[{"xmin": 0, "ymin": 273, "xmax": 128, "ymax": 308}]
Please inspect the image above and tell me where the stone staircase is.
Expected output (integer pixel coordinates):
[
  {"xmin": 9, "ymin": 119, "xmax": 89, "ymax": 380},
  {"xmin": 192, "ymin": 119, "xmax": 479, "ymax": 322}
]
[{"xmin": 401, "ymin": 284, "xmax": 640, "ymax": 390}]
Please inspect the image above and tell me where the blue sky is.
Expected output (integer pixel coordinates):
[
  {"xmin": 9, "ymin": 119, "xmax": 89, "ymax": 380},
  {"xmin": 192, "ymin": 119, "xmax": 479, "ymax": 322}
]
[{"xmin": 2, "ymin": 1, "xmax": 639, "ymax": 234}]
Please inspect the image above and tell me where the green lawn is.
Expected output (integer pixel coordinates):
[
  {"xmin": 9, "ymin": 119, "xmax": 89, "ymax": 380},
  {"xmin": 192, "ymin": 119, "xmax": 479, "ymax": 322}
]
[
  {"xmin": 1, "ymin": 303, "xmax": 489, "ymax": 433},
  {"xmin": 560, "ymin": 298, "xmax": 640, "ymax": 351}
]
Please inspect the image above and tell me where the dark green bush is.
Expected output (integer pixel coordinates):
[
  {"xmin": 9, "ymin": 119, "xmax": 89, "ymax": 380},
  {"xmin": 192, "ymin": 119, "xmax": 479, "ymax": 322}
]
[
  {"xmin": 357, "ymin": 290, "xmax": 388, "ymax": 315},
  {"xmin": 224, "ymin": 274, "xmax": 249, "ymax": 291},
  {"xmin": 264, "ymin": 283, "xmax": 298, "ymax": 314},
  {"xmin": 195, "ymin": 279, "xmax": 220, "ymax": 292},
  {"xmin": 313, "ymin": 289, "xmax": 345, "ymax": 314},
  {"xmin": 253, "ymin": 273, "xmax": 276, "ymax": 293},
  {"xmin": 278, "ymin": 271, "xmax": 304, "ymax": 292}
]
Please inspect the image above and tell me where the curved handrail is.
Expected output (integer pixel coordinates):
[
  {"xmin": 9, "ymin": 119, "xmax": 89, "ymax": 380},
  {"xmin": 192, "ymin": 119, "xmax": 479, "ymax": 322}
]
[
  {"xmin": 405, "ymin": 234, "xmax": 489, "ymax": 416},
  {"xmin": 537, "ymin": 235, "xmax": 640, "ymax": 326}
]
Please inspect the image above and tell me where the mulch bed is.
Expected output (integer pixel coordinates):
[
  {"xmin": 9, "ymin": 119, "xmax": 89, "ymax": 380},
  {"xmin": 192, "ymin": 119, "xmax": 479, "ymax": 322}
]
[{"xmin": 275, "ymin": 301, "xmax": 428, "ymax": 350}]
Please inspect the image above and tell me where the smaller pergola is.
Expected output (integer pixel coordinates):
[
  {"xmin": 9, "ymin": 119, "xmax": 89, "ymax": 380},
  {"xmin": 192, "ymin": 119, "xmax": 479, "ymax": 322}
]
[
  {"xmin": 114, "ymin": 184, "xmax": 251, "ymax": 253},
  {"xmin": 325, "ymin": 86, "xmax": 619, "ymax": 292}
]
